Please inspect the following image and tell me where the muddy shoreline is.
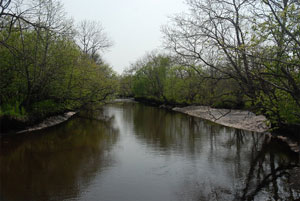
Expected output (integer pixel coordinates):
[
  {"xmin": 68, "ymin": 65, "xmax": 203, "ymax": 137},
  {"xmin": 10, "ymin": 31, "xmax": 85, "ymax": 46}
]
[
  {"xmin": 173, "ymin": 106, "xmax": 269, "ymax": 133},
  {"xmin": 17, "ymin": 111, "xmax": 77, "ymax": 134},
  {"xmin": 133, "ymin": 97, "xmax": 300, "ymax": 153},
  {"xmin": 172, "ymin": 106, "xmax": 300, "ymax": 153},
  {"xmin": 133, "ymin": 97, "xmax": 269, "ymax": 133},
  {"xmin": 1, "ymin": 99, "xmax": 299, "ymax": 153},
  {"xmin": 0, "ymin": 111, "xmax": 77, "ymax": 136}
]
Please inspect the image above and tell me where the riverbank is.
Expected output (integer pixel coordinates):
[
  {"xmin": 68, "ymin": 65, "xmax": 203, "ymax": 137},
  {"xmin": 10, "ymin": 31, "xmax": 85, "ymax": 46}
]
[
  {"xmin": 0, "ymin": 111, "xmax": 77, "ymax": 136},
  {"xmin": 172, "ymin": 106, "xmax": 300, "ymax": 153},
  {"xmin": 0, "ymin": 99, "xmax": 126, "ymax": 135},
  {"xmin": 16, "ymin": 111, "xmax": 77, "ymax": 134},
  {"xmin": 173, "ymin": 106, "xmax": 269, "ymax": 133},
  {"xmin": 133, "ymin": 97, "xmax": 269, "ymax": 133}
]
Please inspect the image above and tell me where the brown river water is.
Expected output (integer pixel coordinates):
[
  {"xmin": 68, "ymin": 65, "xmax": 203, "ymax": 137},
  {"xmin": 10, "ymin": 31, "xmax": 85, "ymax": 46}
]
[{"xmin": 0, "ymin": 101, "xmax": 299, "ymax": 201}]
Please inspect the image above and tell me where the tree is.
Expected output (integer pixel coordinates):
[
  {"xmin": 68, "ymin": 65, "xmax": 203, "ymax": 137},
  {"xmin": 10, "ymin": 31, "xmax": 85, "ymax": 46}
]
[
  {"xmin": 165, "ymin": 65, "xmax": 198, "ymax": 104},
  {"xmin": 76, "ymin": 20, "xmax": 112, "ymax": 62},
  {"xmin": 251, "ymin": 0, "xmax": 300, "ymax": 125},
  {"xmin": 162, "ymin": 0, "xmax": 300, "ymax": 126},
  {"xmin": 118, "ymin": 69, "xmax": 134, "ymax": 98},
  {"xmin": 163, "ymin": 0, "xmax": 258, "ymax": 97},
  {"xmin": 131, "ymin": 53, "xmax": 171, "ymax": 101},
  {"xmin": 0, "ymin": 0, "xmax": 117, "ymax": 124}
]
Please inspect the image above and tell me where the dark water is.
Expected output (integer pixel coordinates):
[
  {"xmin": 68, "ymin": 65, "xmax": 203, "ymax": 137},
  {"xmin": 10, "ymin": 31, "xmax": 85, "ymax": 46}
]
[{"xmin": 0, "ymin": 102, "xmax": 299, "ymax": 201}]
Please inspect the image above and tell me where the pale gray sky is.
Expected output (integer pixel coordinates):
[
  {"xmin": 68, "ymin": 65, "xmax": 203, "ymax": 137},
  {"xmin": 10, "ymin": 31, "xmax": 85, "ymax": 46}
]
[{"xmin": 63, "ymin": 0, "xmax": 187, "ymax": 74}]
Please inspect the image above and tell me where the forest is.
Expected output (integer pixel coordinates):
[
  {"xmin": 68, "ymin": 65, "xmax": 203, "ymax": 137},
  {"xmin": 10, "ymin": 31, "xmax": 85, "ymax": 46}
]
[
  {"xmin": 119, "ymin": 0, "xmax": 300, "ymax": 131},
  {"xmin": 0, "ymin": 0, "xmax": 117, "ymax": 131},
  {"xmin": 1, "ymin": 0, "xmax": 300, "ymax": 132}
]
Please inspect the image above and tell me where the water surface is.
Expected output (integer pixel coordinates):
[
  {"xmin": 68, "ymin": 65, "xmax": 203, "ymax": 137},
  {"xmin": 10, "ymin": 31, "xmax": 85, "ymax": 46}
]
[{"xmin": 0, "ymin": 102, "xmax": 299, "ymax": 201}]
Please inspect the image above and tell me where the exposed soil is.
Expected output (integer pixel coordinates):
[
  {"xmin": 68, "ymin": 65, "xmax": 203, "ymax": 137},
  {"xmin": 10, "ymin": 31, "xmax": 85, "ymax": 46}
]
[
  {"xmin": 172, "ymin": 106, "xmax": 300, "ymax": 153},
  {"xmin": 173, "ymin": 106, "xmax": 269, "ymax": 133},
  {"xmin": 16, "ymin": 111, "xmax": 77, "ymax": 134}
]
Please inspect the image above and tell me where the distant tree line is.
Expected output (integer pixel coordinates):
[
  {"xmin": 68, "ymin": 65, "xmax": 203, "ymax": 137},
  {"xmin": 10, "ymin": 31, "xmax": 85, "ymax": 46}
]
[
  {"xmin": 119, "ymin": 0, "xmax": 300, "ymax": 129},
  {"xmin": 0, "ymin": 0, "xmax": 117, "ymax": 125},
  {"xmin": 119, "ymin": 52, "xmax": 243, "ymax": 107}
]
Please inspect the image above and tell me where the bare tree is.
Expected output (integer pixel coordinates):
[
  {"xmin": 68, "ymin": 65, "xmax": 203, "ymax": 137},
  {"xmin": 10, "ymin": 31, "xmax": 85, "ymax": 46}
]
[
  {"xmin": 0, "ymin": 0, "xmax": 10, "ymax": 18},
  {"xmin": 162, "ymin": 0, "xmax": 300, "ymax": 125},
  {"xmin": 76, "ymin": 20, "xmax": 113, "ymax": 62},
  {"xmin": 163, "ymin": 0, "xmax": 256, "ymax": 91}
]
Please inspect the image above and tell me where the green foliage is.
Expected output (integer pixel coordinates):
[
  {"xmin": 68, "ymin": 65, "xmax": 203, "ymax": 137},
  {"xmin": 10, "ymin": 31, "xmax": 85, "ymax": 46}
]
[
  {"xmin": 158, "ymin": 0, "xmax": 300, "ymax": 128},
  {"xmin": 127, "ymin": 54, "xmax": 245, "ymax": 108},
  {"xmin": 0, "ymin": 1, "xmax": 117, "ymax": 124},
  {"xmin": 124, "ymin": 0, "xmax": 300, "ymax": 129},
  {"xmin": 164, "ymin": 65, "xmax": 202, "ymax": 104},
  {"xmin": 0, "ymin": 101, "xmax": 27, "ymax": 120},
  {"xmin": 131, "ymin": 54, "xmax": 171, "ymax": 101},
  {"xmin": 118, "ymin": 73, "xmax": 134, "ymax": 97},
  {"xmin": 29, "ymin": 100, "xmax": 64, "ymax": 117},
  {"xmin": 256, "ymin": 90, "xmax": 300, "ymax": 126}
]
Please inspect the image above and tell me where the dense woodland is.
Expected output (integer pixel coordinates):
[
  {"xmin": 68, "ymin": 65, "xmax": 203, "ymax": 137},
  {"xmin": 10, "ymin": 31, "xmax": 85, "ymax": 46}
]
[
  {"xmin": 1, "ymin": 0, "xmax": 300, "ymax": 132},
  {"xmin": 0, "ymin": 0, "xmax": 117, "ymax": 128}
]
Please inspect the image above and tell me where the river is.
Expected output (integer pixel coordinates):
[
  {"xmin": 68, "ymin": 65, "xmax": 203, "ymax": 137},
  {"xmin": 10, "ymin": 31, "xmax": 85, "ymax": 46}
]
[{"xmin": 0, "ymin": 101, "xmax": 299, "ymax": 201}]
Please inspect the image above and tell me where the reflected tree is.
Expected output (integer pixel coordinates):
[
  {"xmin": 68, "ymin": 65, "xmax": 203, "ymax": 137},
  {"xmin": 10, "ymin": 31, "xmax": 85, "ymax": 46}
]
[
  {"xmin": 0, "ymin": 115, "xmax": 119, "ymax": 201},
  {"xmin": 240, "ymin": 137, "xmax": 299, "ymax": 201}
]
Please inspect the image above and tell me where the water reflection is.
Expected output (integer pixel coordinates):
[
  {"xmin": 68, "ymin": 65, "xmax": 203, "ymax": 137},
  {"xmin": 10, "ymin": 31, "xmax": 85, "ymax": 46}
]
[
  {"xmin": 240, "ymin": 136, "xmax": 299, "ymax": 201},
  {"xmin": 116, "ymin": 103, "xmax": 300, "ymax": 200},
  {"xmin": 0, "ymin": 112, "xmax": 119, "ymax": 201},
  {"xmin": 0, "ymin": 102, "xmax": 299, "ymax": 201}
]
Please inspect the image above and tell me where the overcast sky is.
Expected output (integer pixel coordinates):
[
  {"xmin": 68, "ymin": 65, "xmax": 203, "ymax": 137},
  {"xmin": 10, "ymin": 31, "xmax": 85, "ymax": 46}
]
[{"xmin": 63, "ymin": 0, "xmax": 187, "ymax": 74}]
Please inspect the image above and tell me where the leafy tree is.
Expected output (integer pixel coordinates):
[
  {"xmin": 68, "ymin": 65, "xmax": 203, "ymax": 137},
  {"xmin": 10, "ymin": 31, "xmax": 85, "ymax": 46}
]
[
  {"xmin": 118, "ymin": 69, "xmax": 134, "ymax": 98},
  {"xmin": 131, "ymin": 53, "xmax": 171, "ymax": 101},
  {"xmin": 0, "ymin": 0, "xmax": 117, "ymax": 126},
  {"xmin": 162, "ymin": 0, "xmax": 300, "ymax": 127}
]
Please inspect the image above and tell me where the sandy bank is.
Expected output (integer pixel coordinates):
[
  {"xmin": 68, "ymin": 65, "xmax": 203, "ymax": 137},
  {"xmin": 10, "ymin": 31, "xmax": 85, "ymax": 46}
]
[
  {"xmin": 173, "ymin": 106, "xmax": 269, "ymax": 133},
  {"xmin": 17, "ymin": 112, "xmax": 77, "ymax": 134}
]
